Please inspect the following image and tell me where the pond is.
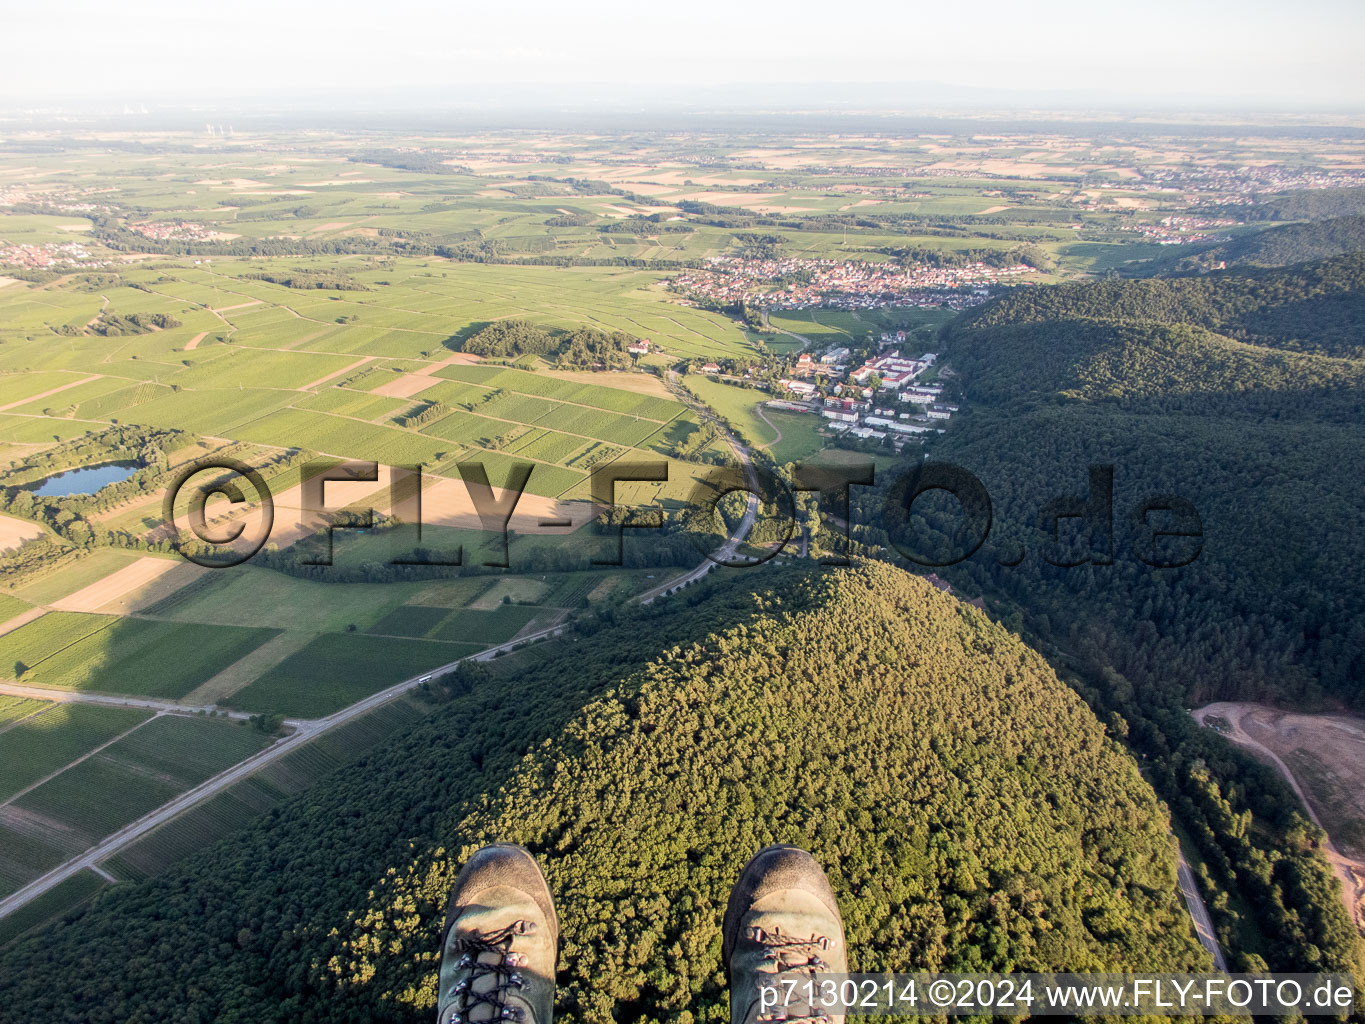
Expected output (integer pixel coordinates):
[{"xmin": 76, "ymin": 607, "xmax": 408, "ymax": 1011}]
[{"xmin": 28, "ymin": 461, "xmax": 141, "ymax": 497}]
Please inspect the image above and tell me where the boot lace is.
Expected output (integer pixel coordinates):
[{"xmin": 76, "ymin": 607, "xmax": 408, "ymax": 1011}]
[
  {"xmin": 749, "ymin": 925, "xmax": 834, "ymax": 1024},
  {"xmin": 444, "ymin": 919, "xmax": 535, "ymax": 1024}
]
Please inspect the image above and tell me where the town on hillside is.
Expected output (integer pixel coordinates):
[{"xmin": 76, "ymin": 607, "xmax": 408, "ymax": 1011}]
[{"xmin": 670, "ymin": 254, "xmax": 1036, "ymax": 312}]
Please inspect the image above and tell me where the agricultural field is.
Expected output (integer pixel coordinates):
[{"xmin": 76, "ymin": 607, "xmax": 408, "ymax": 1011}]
[
  {"xmin": 0, "ymin": 711, "xmax": 270, "ymax": 898},
  {"xmin": 0, "ymin": 703, "xmax": 152, "ymax": 803},
  {"xmin": 10, "ymin": 715, "xmax": 271, "ymax": 846},
  {"xmin": 226, "ymin": 632, "xmax": 482, "ymax": 718},
  {"xmin": 0, "ymin": 120, "xmax": 1312, "ymax": 944},
  {"xmin": 0, "ymin": 612, "xmax": 278, "ymax": 699}
]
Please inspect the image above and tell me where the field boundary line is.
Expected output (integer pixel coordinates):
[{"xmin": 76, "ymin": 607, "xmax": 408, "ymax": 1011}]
[
  {"xmin": 0, "ymin": 375, "xmax": 104, "ymax": 414},
  {"xmin": 1, "ymin": 712, "xmax": 159, "ymax": 809},
  {"xmin": 181, "ymin": 630, "xmax": 317, "ymax": 706},
  {"xmin": 6, "ymin": 613, "xmax": 119, "ymax": 677},
  {"xmin": 0, "ymin": 607, "xmax": 46, "ymax": 639},
  {"xmin": 0, "ymin": 703, "xmax": 52, "ymax": 738}
]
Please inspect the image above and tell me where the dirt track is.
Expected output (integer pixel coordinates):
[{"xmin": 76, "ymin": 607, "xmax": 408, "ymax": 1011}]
[{"xmin": 1194, "ymin": 702, "xmax": 1365, "ymax": 935}]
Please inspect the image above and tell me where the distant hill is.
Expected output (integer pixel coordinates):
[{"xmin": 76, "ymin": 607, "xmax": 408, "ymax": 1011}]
[
  {"xmin": 1224, "ymin": 187, "xmax": 1365, "ymax": 223},
  {"xmin": 925, "ymin": 258, "xmax": 1365, "ymax": 709},
  {"xmin": 0, "ymin": 564, "xmax": 1209, "ymax": 1023},
  {"xmin": 961, "ymin": 253, "xmax": 1365, "ymax": 358},
  {"xmin": 1150, "ymin": 216, "xmax": 1365, "ymax": 274},
  {"xmin": 1212, "ymin": 215, "xmax": 1365, "ymax": 267}
]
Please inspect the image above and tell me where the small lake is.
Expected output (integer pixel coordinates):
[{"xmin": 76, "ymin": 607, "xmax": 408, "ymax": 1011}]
[{"xmin": 28, "ymin": 461, "xmax": 140, "ymax": 497}]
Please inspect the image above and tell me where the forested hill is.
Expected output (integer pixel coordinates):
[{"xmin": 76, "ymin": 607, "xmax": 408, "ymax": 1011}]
[
  {"xmin": 0, "ymin": 564, "xmax": 1209, "ymax": 1023},
  {"xmin": 1210, "ymin": 215, "xmax": 1365, "ymax": 268},
  {"xmin": 956, "ymin": 253, "xmax": 1365, "ymax": 358},
  {"xmin": 918, "ymin": 260, "xmax": 1365, "ymax": 709},
  {"xmin": 950, "ymin": 319, "xmax": 1365, "ymax": 423}
]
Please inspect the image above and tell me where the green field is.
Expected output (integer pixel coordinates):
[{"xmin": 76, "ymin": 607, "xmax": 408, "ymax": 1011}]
[
  {"xmin": 0, "ymin": 696, "xmax": 46, "ymax": 727},
  {"xmin": 226, "ymin": 633, "xmax": 479, "ymax": 717},
  {"xmin": 148, "ymin": 566, "xmax": 429, "ymax": 633},
  {"xmin": 12, "ymin": 715, "xmax": 272, "ymax": 842},
  {"xmin": 0, "ymin": 703, "xmax": 152, "ymax": 802},
  {"xmin": 762, "ymin": 409, "xmax": 831, "ymax": 465},
  {"xmin": 0, "ymin": 612, "xmax": 278, "ymax": 698}
]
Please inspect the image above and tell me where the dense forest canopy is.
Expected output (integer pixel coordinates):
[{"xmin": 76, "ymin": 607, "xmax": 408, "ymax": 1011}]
[
  {"xmin": 1204, "ymin": 215, "xmax": 1365, "ymax": 268},
  {"xmin": 921, "ymin": 257, "xmax": 1365, "ymax": 708},
  {"xmin": 960, "ymin": 253, "xmax": 1365, "ymax": 359},
  {"xmin": 457, "ymin": 319, "xmax": 642, "ymax": 369},
  {"xmin": 0, "ymin": 564, "xmax": 1211, "ymax": 1023}
]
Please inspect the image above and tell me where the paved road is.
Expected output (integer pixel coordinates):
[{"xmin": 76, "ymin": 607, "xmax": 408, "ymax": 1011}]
[
  {"xmin": 1175, "ymin": 845, "xmax": 1229, "ymax": 971},
  {"xmin": 0, "ymin": 681, "xmax": 296, "ymax": 726},
  {"xmin": 0, "ymin": 623, "xmax": 564, "ymax": 921},
  {"xmin": 0, "ymin": 379, "xmax": 763, "ymax": 921}
]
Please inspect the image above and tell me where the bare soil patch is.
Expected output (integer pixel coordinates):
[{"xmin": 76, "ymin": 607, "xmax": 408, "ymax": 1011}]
[
  {"xmin": 182, "ymin": 332, "xmax": 210, "ymax": 351},
  {"xmin": 372, "ymin": 372, "xmax": 443, "ymax": 398},
  {"xmin": 211, "ymin": 300, "xmax": 263, "ymax": 313},
  {"xmin": 420, "ymin": 478, "xmax": 597, "ymax": 535},
  {"xmin": 183, "ymin": 630, "xmax": 317, "ymax": 705},
  {"xmin": 103, "ymin": 560, "xmax": 207, "ymax": 615},
  {"xmin": 1195, "ymin": 702, "xmax": 1365, "ymax": 935},
  {"xmin": 50, "ymin": 556, "xmax": 182, "ymax": 613},
  {"xmin": 0, "ymin": 514, "xmax": 43, "ymax": 553},
  {"xmin": 539, "ymin": 369, "xmax": 673, "ymax": 399}
]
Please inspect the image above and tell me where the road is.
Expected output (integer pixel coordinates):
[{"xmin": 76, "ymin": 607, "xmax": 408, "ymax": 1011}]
[
  {"xmin": 0, "ymin": 378, "xmax": 767, "ymax": 921},
  {"xmin": 639, "ymin": 377, "xmax": 761, "ymax": 604},
  {"xmin": 0, "ymin": 622, "xmax": 565, "ymax": 921},
  {"xmin": 752, "ymin": 404, "xmax": 783, "ymax": 448},
  {"xmin": 0, "ymin": 680, "xmax": 296, "ymax": 726},
  {"xmin": 1194, "ymin": 702, "xmax": 1365, "ymax": 933},
  {"xmin": 1175, "ymin": 845, "xmax": 1229, "ymax": 971}
]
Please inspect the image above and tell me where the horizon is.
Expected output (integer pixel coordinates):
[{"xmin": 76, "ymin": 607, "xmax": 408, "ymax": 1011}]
[{"xmin": 2, "ymin": 0, "xmax": 1363, "ymax": 113}]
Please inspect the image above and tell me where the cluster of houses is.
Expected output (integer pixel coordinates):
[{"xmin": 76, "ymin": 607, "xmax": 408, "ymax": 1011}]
[
  {"xmin": 0, "ymin": 240, "xmax": 111, "ymax": 270},
  {"xmin": 1120, "ymin": 214, "xmax": 1241, "ymax": 246},
  {"xmin": 764, "ymin": 346, "xmax": 959, "ymax": 449},
  {"xmin": 127, "ymin": 220, "xmax": 231, "ymax": 243},
  {"xmin": 0, "ymin": 186, "xmax": 117, "ymax": 217},
  {"xmin": 671, "ymin": 255, "xmax": 1035, "ymax": 312}
]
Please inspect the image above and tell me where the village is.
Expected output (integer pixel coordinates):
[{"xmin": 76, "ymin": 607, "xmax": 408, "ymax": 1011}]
[
  {"xmin": 0, "ymin": 239, "xmax": 113, "ymax": 270},
  {"xmin": 126, "ymin": 220, "xmax": 234, "ymax": 243},
  {"xmin": 671, "ymin": 254, "xmax": 1036, "ymax": 311},
  {"xmin": 696, "ymin": 329, "xmax": 959, "ymax": 453}
]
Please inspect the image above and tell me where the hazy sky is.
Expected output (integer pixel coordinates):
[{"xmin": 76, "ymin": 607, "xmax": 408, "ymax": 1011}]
[{"xmin": 3, "ymin": 0, "xmax": 1363, "ymax": 108}]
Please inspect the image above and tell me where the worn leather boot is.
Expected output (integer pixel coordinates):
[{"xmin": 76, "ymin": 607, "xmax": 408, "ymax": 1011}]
[
  {"xmin": 436, "ymin": 844, "xmax": 558, "ymax": 1024},
  {"xmin": 723, "ymin": 844, "xmax": 849, "ymax": 1024}
]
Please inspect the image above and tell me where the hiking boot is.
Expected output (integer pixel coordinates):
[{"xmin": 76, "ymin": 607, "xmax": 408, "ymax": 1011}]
[
  {"xmin": 723, "ymin": 844, "xmax": 849, "ymax": 1024},
  {"xmin": 436, "ymin": 844, "xmax": 558, "ymax": 1024}
]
